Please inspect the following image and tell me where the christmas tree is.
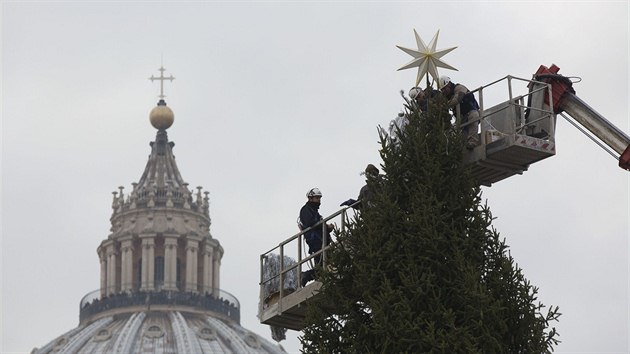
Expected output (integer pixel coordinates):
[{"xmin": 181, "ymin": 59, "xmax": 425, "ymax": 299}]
[{"xmin": 300, "ymin": 92, "xmax": 560, "ymax": 353}]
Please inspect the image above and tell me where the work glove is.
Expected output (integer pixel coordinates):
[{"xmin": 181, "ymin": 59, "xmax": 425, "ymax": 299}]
[{"xmin": 340, "ymin": 198, "xmax": 357, "ymax": 207}]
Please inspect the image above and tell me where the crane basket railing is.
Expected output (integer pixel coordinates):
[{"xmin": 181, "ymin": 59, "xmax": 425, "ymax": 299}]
[
  {"xmin": 259, "ymin": 203, "xmax": 359, "ymax": 311},
  {"xmin": 455, "ymin": 75, "xmax": 556, "ymax": 145}
]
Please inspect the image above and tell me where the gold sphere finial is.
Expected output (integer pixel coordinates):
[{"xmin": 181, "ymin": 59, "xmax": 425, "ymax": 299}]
[{"xmin": 150, "ymin": 99, "xmax": 174, "ymax": 130}]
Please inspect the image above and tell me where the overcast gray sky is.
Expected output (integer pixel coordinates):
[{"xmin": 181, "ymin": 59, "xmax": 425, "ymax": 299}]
[{"xmin": 2, "ymin": 1, "xmax": 628, "ymax": 353}]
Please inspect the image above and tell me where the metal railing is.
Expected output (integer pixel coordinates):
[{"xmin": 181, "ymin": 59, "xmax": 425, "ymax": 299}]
[
  {"xmin": 79, "ymin": 282, "xmax": 240, "ymax": 323},
  {"xmin": 457, "ymin": 75, "xmax": 555, "ymax": 145},
  {"xmin": 259, "ymin": 204, "xmax": 358, "ymax": 308},
  {"xmin": 81, "ymin": 281, "xmax": 217, "ymax": 304}
]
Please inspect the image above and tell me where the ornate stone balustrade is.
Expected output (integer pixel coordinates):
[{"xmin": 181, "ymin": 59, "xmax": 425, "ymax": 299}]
[{"xmin": 79, "ymin": 284, "xmax": 240, "ymax": 324}]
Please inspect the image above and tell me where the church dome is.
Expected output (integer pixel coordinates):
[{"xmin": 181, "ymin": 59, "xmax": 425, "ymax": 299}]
[
  {"xmin": 32, "ymin": 310, "xmax": 286, "ymax": 353},
  {"xmin": 31, "ymin": 67, "xmax": 287, "ymax": 354}
]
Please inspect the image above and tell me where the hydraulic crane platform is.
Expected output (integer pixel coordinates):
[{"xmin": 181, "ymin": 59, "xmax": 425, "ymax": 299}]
[
  {"xmin": 465, "ymin": 134, "xmax": 555, "ymax": 185},
  {"xmin": 460, "ymin": 75, "xmax": 557, "ymax": 186},
  {"xmin": 258, "ymin": 206, "xmax": 352, "ymax": 331},
  {"xmin": 259, "ymin": 281, "xmax": 322, "ymax": 330},
  {"xmin": 463, "ymin": 65, "xmax": 630, "ymax": 186}
]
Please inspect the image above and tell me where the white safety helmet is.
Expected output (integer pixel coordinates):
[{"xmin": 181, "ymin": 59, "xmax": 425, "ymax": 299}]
[
  {"xmin": 306, "ymin": 188, "xmax": 322, "ymax": 198},
  {"xmin": 409, "ymin": 87, "xmax": 422, "ymax": 99},
  {"xmin": 438, "ymin": 75, "xmax": 451, "ymax": 90}
]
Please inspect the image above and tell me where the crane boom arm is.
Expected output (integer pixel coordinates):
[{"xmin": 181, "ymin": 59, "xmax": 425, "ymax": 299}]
[
  {"xmin": 534, "ymin": 64, "xmax": 630, "ymax": 170},
  {"xmin": 560, "ymin": 93, "xmax": 630, "ymax": 157}
]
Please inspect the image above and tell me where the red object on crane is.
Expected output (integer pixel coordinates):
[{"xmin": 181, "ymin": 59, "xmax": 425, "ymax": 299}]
[
  {"xmin": 533, "ymin": 64, "xmax": 575, "ymax": 114},
  {"xmin": 619, "ymin": 146, "xmax": 630, "ymax": 170},
  {"xmin": 535, "ymin": 64, "xmax": 630, "ymax": 171}
]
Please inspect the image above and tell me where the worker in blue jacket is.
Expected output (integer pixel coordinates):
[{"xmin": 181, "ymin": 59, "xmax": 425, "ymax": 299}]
[{"xmin": 439, "ymin": 75, "xmax": 481, "ymax": 149}]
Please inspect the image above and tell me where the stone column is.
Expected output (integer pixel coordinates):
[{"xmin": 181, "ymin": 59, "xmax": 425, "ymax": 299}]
[
  {"xmin": 212, "ymin": 250, "xmax": 220, "ymax": 293},
  {"xmin": 120, "ymin": 244, "xmax": 127, "ymax": 291},
  {"xmin": 185, "ymin": 238, "xmax": 200, "ymax": 292},
  {"xmin": 140, "ymin": 235, "xmax": 156, "ymax": 291},
  {"xmin": 120, "ymin": 237, "xmax": 134, "ymax": 292},
  {"xmin": 106, "ymin": 243, "xmax": 117, "ymax": 295},
  {"xmin": 98, "ymin": 246, "xmax": 107, "ymax": 298},
  {"xmin": 201, "ymin": 244, "xmax": 213, "ymax": 294},
  {"xmin": 140, "ymin": 239, "xmax": 148, "ymax": 290},
  {"xmin": 164, "ymin": 235, "xmax": 178, "ymax": 290}
]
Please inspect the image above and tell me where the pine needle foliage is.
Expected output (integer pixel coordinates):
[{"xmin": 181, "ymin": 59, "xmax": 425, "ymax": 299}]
[{"xmin": 299, "ymin": 94, "xmax": 560, "ymax": 354}]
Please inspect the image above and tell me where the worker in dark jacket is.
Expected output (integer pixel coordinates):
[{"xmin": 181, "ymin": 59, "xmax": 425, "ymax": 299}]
[
  {"xmin": 439, "ymin": 75, "xmax": 481, "ymax": 148},
  {"xmin": 340, "ymin": 164, "xmax": 380, "ymax": 210},
  {"xmin": 299, "ymin": 187, "xmax": 333, "ymax": 286},
  {"xmin": 409, "ymin": 86, "xmax": 440, "ymax": 112}
]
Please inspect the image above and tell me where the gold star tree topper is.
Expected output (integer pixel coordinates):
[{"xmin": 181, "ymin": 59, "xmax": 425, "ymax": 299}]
[{"xmin": 397, "ymin": 29, "xmax": 458, "ymax": 87}]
